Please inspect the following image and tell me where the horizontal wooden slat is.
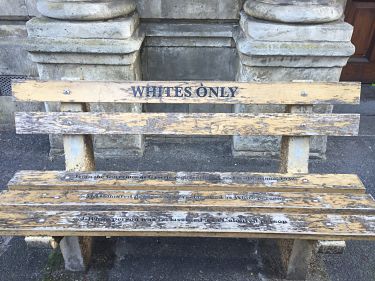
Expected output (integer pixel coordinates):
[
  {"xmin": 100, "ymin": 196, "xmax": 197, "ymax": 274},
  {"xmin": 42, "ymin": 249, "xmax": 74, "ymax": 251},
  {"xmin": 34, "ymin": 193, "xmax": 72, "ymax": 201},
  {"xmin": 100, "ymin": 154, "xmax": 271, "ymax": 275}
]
[
  {"xmin": 1, "ymin": 190, "xmax": 374, "ymax": 214},
  {"xmin": 15, "ymin": 112, "xmax": 360, "ymax": 136},
  {"xmin": 12, "ymin": 80, "xmax": 361, "ymax": 105},
  {"xmin": 0, "ymin": 210, "xmax": 374, "ymax": 240},
  {"xmin": 8, "ymin": 171, "xmax": 366, "ymax": 194}
]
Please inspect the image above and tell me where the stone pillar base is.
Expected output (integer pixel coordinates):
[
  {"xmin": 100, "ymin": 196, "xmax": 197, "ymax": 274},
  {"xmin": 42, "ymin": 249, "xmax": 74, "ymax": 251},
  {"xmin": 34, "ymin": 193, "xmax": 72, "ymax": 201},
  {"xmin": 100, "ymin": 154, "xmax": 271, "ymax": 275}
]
[
  {"xmin": 26, "ymin": 4, "xmax": 145, "ymax": 157},
  {"xmin": 233, "ymin": 9, "xmax": 354, "ymax": 158}
]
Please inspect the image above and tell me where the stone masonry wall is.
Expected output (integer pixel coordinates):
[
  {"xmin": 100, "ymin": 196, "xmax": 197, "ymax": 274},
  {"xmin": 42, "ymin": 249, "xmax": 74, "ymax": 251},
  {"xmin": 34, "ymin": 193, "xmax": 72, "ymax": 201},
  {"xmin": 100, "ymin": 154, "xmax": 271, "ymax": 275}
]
[
  {"xmin": 0, "ymin": 0, "xmax": 354, "ymax": 159},
  {"xmin": 0, "ymin": 0, "xmax": 41, "ymax": 129}
]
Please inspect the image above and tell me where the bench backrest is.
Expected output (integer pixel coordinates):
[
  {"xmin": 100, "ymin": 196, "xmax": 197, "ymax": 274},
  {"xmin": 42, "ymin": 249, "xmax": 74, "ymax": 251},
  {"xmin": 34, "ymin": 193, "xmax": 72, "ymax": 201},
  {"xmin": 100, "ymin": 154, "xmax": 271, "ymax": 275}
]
[{"xmin": 12, "ymin": 80, "xmax": 361, "ymax": 174}]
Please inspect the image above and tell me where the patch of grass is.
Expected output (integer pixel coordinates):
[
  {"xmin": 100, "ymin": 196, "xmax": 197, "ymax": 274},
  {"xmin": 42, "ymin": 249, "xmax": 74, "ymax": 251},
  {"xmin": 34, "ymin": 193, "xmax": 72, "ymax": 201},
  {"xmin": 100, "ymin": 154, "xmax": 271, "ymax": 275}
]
[
  {"xmin": 40, "ymin": 248, "xmax": 105, "ymax": 281},
  {"xmin": 42, "ymin": 249, "xmax": 66, "ymax": 281}
]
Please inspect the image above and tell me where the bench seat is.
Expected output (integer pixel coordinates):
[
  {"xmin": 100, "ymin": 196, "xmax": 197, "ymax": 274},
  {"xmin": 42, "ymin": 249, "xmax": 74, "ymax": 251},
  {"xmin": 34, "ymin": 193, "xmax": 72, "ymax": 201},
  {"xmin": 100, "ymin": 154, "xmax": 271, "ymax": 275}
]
[
  {"xmin": 8, "ymin": 170, "xmax": 366, "ymax": 193},
  {"xmin": 1, "ymin": 170, "xmax": 374, "ymax": 240},
  {"xmin": 0, "ymin": 210, "xmax": 374, "ymax": 240}
]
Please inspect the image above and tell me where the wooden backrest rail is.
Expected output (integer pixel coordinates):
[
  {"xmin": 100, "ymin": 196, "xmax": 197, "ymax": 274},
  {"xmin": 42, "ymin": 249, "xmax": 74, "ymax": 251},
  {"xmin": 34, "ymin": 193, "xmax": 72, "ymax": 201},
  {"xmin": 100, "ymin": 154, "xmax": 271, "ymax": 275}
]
[
  {"xmin": 13, "ymin": 80, "xmax": 360, "ymax": 104},
  {"xmin": 15, "ymin": 112, "xmax": 359, "ymax": 136},
  {"xmin": 12, "ymin": 80, "xmax": 362, "ymax": 176},
  {"xmin": 13, "ymin": 80, "xmax": 361, "ymax": 137}
]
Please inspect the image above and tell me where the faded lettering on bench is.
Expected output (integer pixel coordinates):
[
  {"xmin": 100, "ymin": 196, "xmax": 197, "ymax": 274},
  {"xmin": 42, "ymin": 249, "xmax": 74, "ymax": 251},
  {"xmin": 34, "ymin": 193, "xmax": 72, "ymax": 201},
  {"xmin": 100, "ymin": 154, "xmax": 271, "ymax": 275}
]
[
  {"xmin": 9, "ymin": 171, "xmax": 366, "ymax": 193},
  {"xmin": 78, "ymin": 213, "xmax": 289, "ymax": 226},
  {"xmin": 131, "ymin": 85, "xmax": 239, "ymax": 99},
  {"xmin": 69, "ymin": 173, "xmax": 298, "ymax": 184},
  {"xmin": 82, "ymin": 192, "xmax": 285, "ymax": 202}
]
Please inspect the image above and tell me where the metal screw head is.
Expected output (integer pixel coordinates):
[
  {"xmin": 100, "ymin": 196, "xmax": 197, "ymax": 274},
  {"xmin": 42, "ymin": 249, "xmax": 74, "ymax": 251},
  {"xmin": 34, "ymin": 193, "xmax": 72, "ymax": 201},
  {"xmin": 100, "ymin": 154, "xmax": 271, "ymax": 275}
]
[
  {"xmin": 301, "ymin": 91, "xmax": 308, "ymax": 97},
  {"xmin": 63, "ymin": 89, "xmax": 71, "ymax": 95}
]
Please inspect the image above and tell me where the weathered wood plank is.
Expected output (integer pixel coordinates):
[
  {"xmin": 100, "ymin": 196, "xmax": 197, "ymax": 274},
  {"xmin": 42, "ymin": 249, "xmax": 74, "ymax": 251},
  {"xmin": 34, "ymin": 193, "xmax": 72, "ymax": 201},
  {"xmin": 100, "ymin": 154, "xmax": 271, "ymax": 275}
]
[
  {"xmin": 1, "ymin": 190, "xmax": 374, "ymax": 214},
  {"xmin": 0, "ymin": 210, "xmax": 374, "ymax": 240},
  {"xmin": 8, "ymin": 171, "xmax": 366, "ymax": 193},
  {"xmin": 286, "ymin": 240, "xmax": 317, "ymax": 280},
  {"xmin": 14, "ymin": 112, "xmax": 360, "ymax": 137},
  {"xmin": 12, "ymin": 80, "xmax": 361, "ymax": 105}
]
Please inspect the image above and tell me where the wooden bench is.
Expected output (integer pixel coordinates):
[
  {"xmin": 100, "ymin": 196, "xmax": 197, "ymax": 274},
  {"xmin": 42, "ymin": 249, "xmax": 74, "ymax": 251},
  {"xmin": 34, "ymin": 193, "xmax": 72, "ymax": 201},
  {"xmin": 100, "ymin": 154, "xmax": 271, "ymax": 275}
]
[{"xmin": 1, "ymin": 80, "xmax": 375, "ymax": 279}]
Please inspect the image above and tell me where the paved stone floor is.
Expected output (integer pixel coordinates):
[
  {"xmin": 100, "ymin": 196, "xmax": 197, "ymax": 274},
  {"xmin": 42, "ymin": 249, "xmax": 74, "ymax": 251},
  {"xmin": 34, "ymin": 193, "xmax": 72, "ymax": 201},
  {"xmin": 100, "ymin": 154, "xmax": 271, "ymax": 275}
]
[{"xmin": 0, "ymin": 85, "xmax": 374, "ymax": 281}]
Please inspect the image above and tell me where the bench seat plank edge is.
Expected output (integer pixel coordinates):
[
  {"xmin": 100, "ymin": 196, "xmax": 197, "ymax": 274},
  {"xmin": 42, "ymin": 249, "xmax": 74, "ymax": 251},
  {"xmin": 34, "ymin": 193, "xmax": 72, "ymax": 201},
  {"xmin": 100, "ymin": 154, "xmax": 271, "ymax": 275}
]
[
  {"xmin": 8, "ymin": 171, "xmax": 366, "ymax": 193},
  {"xmin": 1, "ymin": 190, "xmax": 374, "ymax": 214},
  {"xmin": 0, "ymin": 210, "xmax": 374, "ymax": 241}
]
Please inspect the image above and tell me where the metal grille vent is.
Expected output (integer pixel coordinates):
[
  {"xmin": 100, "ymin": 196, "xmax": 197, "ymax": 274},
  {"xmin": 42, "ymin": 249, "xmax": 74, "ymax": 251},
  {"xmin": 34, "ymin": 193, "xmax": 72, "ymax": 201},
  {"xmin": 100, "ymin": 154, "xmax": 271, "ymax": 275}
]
[{"xmin": 0, "ymin": 75, "xmax": 27, "ymax": 96}]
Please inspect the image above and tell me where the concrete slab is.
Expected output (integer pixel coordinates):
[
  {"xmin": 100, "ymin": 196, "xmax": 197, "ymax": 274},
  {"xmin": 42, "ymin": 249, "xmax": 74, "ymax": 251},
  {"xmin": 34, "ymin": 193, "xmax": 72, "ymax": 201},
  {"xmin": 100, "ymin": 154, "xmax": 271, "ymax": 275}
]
[
  {"xmin": 27, "ymin": 14, "xmax": 140, "ymax": 39},
  {"xmin": 240, "ymin": 12, "xmax": 353, "ymax": 42}
]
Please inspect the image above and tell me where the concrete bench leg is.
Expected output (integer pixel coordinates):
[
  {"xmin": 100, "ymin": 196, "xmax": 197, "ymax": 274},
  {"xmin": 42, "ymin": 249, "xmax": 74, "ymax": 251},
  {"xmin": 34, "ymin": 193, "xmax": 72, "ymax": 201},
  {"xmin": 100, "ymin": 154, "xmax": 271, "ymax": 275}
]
[
  {"xmin": 60, "ymin": 237, "xmax": 93, "ymax": 271},
  {"xmin": 278, "ymin": 239, "xmax": 318, "ymax": 280},
  {"xmin": 286, "ymin": 240, "xmax": 317, "ymax": 280},
  {"xmin": 59, "ymin": 102, "xmax": 95, "ymax": 272}
]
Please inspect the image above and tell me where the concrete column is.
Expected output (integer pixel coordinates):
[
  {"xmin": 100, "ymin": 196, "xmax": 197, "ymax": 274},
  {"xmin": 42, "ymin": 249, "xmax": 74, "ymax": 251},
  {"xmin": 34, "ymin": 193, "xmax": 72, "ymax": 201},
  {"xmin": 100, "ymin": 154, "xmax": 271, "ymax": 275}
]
[
  {"xmin": 26, "ymin": 0, "xmax": 145, "ymax": 157},
  {"xmin": 0, "ymin": 0, "xmax": 39, "ymax": 130},
  {"xmin": 233, "ymin": 0, "xmax": 355, "ymax": 158}
]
